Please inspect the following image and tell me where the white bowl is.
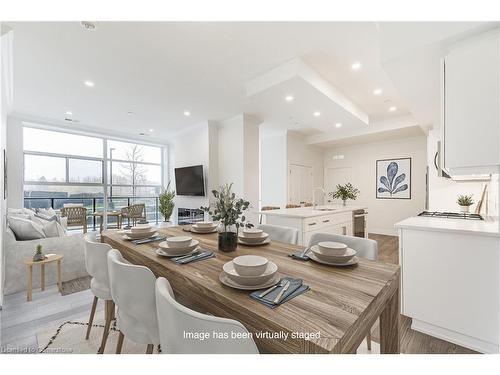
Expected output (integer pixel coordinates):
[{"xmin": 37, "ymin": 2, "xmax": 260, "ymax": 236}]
[
  {"xmin": 238, "ymin": 232, "xmax": 269, "ymax": 243},
  {"xmin": 166, "ymin": 236, "xmax": 192, "ymax": 248},
  {"xmin": 123, "ymin": 229, "xmax": 157, "ymax": 239},
  {"xmin": 223, "ymin": 261, "xmax": 277, "ymax": 286},
  {"xmin": 318, "ymin": 241, "xmax": 348, "ymax": 256},
  {"xmin": 311, "ymin": 246, "xmax": 357, "ymax": 262},
  {"xmin": 159, "ymin": 239, "xmax": 199, "ymax": 255},
  {"xmin": 241, "ymin": 228, "xmax": 263, "ymax": 238},
  {"xmin": 130, "ymin": 224, "xmax": 152, "ymax": 233},
  {"xmin": 232, "ymin": 255, "xmax": 268, "ymax": 276},
  {"xmin": 196, "ymin": 221, "xmax": 215, "ymax": 228}
]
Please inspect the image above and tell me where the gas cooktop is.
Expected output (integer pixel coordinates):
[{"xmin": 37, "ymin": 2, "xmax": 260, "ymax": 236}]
[{"xmin": 418, "ymin": 211, "xmax": 483, "ymax": 220}]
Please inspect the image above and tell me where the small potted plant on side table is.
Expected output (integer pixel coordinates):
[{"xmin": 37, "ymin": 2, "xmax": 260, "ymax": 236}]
[
  {"xmin": 33, "ymin": 244, "xmax": 46, "ymax": 262},
  {"xmin": 457, "ymin": 194, "xmax": 474, "ymax": 213},
  {"xmin": 201, "ymin": 183, "xmax": 253, "ymax": 252},
  {"xmin": 329, "ymin": 183, "xmax": 360, "ymax": 206}
]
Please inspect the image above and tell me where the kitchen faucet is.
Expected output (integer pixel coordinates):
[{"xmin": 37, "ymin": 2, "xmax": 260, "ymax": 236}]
[{"xmin": 312, "ymin": 187, "xmax": 326, "ymax": 210}]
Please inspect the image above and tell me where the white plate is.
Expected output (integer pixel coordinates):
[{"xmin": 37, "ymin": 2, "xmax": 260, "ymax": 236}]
[
  {"xmin": 309, "ymin": 253, "xmax": 359, "ymax": 266},
  {"xmin": 122, "ymin": 232, "xmax": 158, "ymax": 241},
  {"xmin": 223, "ymin": 261, "xmax": 278, "ymax": 286},
  {"xmin": 158, "ymin": 239, "xmax": 199, "ymax": 255},
  {"xmin": 123, "ymin": 229, "xmax": 157, "ymax": 239},
  {"xmin": 219, "ymin": 271, "xmax": 280, "ymax": 290},
  {"xmin": 238, "ymin": 232, "xmax": 269, "ymax": 243},
  {"xmin": 238, "ymin": 237, "xmax": 271, "ymax": 246},
  {"xmin": 311, "ymin": 245, "xmax": 357, "ymax": 262},
  {"xmin": 191, "ymin": 227, "xmax": 218, "ymax": 234},
  {"xmin": 156, "ymin": 248, "xmax": 198, "ymax": 258}
]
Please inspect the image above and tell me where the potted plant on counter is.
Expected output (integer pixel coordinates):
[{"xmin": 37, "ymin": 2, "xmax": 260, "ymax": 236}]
[
  {"xmin": 457, "ymin": 194, "xmax": 474, "ymax": 213},
  {"xmin": 329, "ymin": 183, "xmax": 360, "ymax": 206},
  {"xmin": 201, "ymin": 183, "xmax": 253, "ymax": 252},
  {"xmin": 159, "ymin": 181, "xmax": 175, "ymax": 222}
]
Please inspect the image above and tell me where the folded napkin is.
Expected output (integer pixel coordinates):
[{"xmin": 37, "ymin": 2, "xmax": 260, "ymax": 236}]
[
  {"xmin": 132, "ymin": 235, "xmax": 167, "ymax": 245},
  {"xmin": 289, "ymin": 248, "xmax": 310, "ymax": 261},
  {"xmin": 250, "ymin": 277, "xmax": 310, "ymax": 309},
  {"xmin": 171, "ymin": 250, "xmax": 215, "ymax": 265}
]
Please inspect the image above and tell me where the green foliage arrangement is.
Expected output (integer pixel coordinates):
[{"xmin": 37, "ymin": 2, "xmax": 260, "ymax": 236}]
[
  {"xmin": 159, "ymin": 181, "xmax": 175, "ymax": 221},
  {"xmin": 329, "ymin": 183, "xmax": 360, "ymax": 204},
  {"xmin": 201, "ymin": 183, "xmax": 253, "ymax": 231},
  {"xmin": 457, "ymin": 194, "xmax": 474, "ymax": 207}
]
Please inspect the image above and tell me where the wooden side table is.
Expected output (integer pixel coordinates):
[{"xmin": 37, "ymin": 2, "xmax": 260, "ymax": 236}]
[
  {"xmin": 23, "ymin": 254, "xmax": 63, "ymax": 301},
  {"xmin": 93, "ymin": 211, "xmax": 123, "ymax": 232}
]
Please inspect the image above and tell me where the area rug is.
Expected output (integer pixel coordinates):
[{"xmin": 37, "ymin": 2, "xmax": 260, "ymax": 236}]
[
  {"xmin": 61, "ymin": 276, "xmax": 91, "ymax": 296},
  {"xmin": 36, "ymin": 317, "xmax": 160, "ymax": 354}
]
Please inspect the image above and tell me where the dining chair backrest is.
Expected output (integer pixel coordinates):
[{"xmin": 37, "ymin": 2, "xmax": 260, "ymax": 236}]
[
  {"xmin": 107, "ymin": 249, "xmax": 159, "ymax": 343},
  {"xmin": 155, "ymin": 277, "xmax": 259, "ymax": 354},
  {"xmin": 84, "ymin": 232, "xmax": 112, "ymax": 288},
  {"xmin": 307, "ymin": 233, "xmax": 378, "ymax": 261},
  {"xmin": 257, "ymin": 224, "xmax": 299, "ymax": 245}
]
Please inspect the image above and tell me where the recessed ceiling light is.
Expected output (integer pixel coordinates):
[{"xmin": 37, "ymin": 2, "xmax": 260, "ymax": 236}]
[
  {"xmin": 183, "ymin": 111, "xmax": 191, "ymax": 117},
  {"xmin": 65, "ymin": 111, "xmax": 73, "ymax": 116},
  {"xmin": 335, "ymin": 123, "xmax": 342, "ymax": 128},
  {"xmin": 149, "ymin": 128, "xmax": 154, "ymax": 132},
  {"xmin": 373, "ymin": 89, "xmax": 383, "ymax": 96},
  {"xmin": 389, "ymin": 106, "xmax": 397, "ymax": 112},
  {"xmin": 84, "ymin": 80, "xmax": 95, "ymax": 87},
  {"xmin": 285, "ymin": 95, "xmax": 294, "ymax": 102},
  {"xmin": 351, "ymin": 62, "xmax": 362, "ymax": 70},
  {"xmin": 313, "ymin": 111, "xmax": 321, "ymax": 117}
]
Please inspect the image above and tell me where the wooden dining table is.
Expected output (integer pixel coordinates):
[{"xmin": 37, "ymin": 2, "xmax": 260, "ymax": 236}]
[{"xmin": 101, "ymin": 226, "xmax": 401, "ymax": 354}]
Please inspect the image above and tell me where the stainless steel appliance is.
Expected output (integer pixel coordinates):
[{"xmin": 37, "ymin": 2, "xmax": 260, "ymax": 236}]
[
  {"xmin": 353, "ymin": 209, "xmax": 368, "ymax": 238},
  {"xmin": 418, "ymin": 211, "xmax": 483, "ymax": 220}
]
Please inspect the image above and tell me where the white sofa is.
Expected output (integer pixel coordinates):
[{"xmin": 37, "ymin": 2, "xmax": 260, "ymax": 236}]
[{"xmin": 3, "ymin": 227, "xmax": 88, "ymax": 295}]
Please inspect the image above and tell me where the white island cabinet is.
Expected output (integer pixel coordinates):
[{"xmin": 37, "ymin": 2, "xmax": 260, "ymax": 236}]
[
  {"xmin": 396, "ymin": 217, "xmax": 500, "ymax": 353},
  {"xmin": 260, "ymin": 205, "xmax": 366, "ymax": 246}
]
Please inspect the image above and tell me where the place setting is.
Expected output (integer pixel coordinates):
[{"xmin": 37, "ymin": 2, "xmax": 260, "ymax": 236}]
[
  {"xmin": 184, "ymin": 221, "xmax": 218, "ymax": 234},
  {"xmin": 292, "ymin": 241, "xmax": 358, "ymax": 267},
  {"xmin": 237, "ymin": 228, "xmax": 271, "ymax": 246},
  {"xmin": 156, "ymin": 235, "xmax": 215, "ymax": 264},
  {"xmin": 219, "ymin": 255, "xmax": 309, "ymax": 308},
  {"xmin": 121, "ymin": 224, "xmax": 166, "ymax": 244}
]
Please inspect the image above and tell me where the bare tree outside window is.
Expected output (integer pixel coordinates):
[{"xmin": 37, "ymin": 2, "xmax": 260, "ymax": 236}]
[{"xmin": 119, "ymin": 144, "xmax": 147, "ymax": 197}]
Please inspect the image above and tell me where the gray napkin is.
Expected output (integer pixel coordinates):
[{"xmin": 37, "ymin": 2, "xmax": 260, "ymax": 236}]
[
  {"xmin": 171, "ymin": 250, "xmax": 215, "ymax": 265},
  {"xmin": 289, "ymin": 248, "xmax": 310, "ymax": 261},
  {"xmin": 250, "ymin": 277, "xmax": 310, "ymax": 309},
  {"xmin": 132, "ymin": 235, "xmax": 166, "ymax": 245}
]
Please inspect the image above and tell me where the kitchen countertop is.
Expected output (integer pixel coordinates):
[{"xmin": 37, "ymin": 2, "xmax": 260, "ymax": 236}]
[
  {"xmin": 259, "ymin": 205, "xmax": 367, "ymax": 218},
  {"xmin": 395, "ymin": 216, "xmax": 500, "ymax": 237}
]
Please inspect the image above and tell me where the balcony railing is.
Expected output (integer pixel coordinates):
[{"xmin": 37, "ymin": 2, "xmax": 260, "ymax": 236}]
[{"xmin": 24, "ymin": 196, "xmax": 160, "ymax": 231}]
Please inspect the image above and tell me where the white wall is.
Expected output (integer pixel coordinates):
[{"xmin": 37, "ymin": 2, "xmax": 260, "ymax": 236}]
[
  {"xmin": 287, "ymin": 131, "xmax": 324, "ymax": 203},
  {"xmin": 427, "ymin": 128, "xmax": 498, "ymax": 216},
  {"xmin": 324, "ymin": 135, "xmax": 427, "ymax": 235},
  {"xmin": 260, "ymin": 132, "xmax": 287, "ymax": 208},
  {"xmin": 6, "ymin": 115, "xmax": 22, "ymax": 209}
]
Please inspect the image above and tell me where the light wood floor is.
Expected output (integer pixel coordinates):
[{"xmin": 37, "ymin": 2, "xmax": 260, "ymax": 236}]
[
  {"xmin": 369, "ymin": 233, "xmax": 478, "ymax": 354},
  {"xmin": 0, "ymin": 233, "xmax": 478, "ymax": 354}
]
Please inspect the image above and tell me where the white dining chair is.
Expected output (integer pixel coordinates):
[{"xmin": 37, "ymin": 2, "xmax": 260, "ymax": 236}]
[
  {"xmin": 155, "ymin": 277, "xmax": 259, "ymax": 354},
  {"xmin": 256, "ymin": 224, "xmax": 299, "ymax": 245},
  {"xmin": 107, "ymin": 249, "xmax": 160, "ymax": 354},
  {"xmin": 83, "ymin": 232, "xmax": 114, "ymax": 354},
  {"xmin": 308, "ymin": 233, "xmax": 378, "ymax": 350}
]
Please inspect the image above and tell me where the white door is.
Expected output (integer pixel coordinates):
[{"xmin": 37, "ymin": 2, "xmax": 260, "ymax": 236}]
[
  {"xmin": 288, "ymin": 164, "xmax": 313, "ymax": 205},
  {"xmin": 325, "ymin": 167, "xmax": 352, "ymax": 204}
]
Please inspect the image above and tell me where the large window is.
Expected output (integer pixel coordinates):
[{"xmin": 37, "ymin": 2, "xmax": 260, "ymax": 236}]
[{"xmin": 23, "ymin": 126, "xmax": 165, "ymax": 226}]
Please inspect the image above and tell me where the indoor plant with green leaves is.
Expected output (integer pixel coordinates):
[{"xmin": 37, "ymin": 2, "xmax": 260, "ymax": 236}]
[
  {"xmin": 457, "ymin": 194, "xmax": 474, "ymax": 213},
  {"xmin": 159, "ymin": 181, "xmax": 175, "ymax": 222},
  {"xmin": 201, "ymin": 183, "xmax": 253, "ymax": 252},
  {"xmin": 329, "ymin": 183, "xmax": 360, "ymax": 206},
  {"xmin": 33, "ymin": 244, "xmax": 45, "ymax": 262}
]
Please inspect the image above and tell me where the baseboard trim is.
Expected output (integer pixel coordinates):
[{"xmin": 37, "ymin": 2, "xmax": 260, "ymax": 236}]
[
  {"xmin": 411, "ymin": 319, "xmax": 499, "ymax": 354},
  {"xmin": 369, "ymin": 228, "xmax": 398, "ymax": 236}
]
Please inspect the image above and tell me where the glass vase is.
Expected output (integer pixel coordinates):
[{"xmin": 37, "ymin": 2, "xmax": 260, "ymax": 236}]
[{"xmin": 218, "ymin": 223, "xmax": 238, "ymax": 252}]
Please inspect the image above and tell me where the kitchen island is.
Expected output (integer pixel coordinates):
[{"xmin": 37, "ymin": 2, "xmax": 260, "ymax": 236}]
[
  {"xmin": 260, "ymin": 205, "xmax": 367, "ymax": 246},
  {"xmin": 395, "ymin": 216, "xmax": 500, "ymax": 353}
]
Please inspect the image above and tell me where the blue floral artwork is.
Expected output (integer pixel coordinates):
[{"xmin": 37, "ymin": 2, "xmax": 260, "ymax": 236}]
[{"xmin": 376, "ymin": 158, "xmax": 411, "ymax": 199}]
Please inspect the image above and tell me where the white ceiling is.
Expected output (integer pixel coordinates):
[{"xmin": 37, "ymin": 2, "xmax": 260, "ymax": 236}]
[{"xmin": 6, "ymin": 21, "xmax": 487, "ymax": 142}]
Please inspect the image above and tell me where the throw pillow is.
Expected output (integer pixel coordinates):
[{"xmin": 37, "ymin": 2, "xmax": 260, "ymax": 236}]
[
  {"xmin": 8, "ymin": 217, "xmax": 46, "ymax": 241},
  {"xmin": 42, "ymin": 220, "xmax": 66, "ymax": 238}
]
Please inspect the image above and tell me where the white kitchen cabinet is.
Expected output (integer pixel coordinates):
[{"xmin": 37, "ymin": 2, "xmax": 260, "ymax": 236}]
[{"xmin": 442, "ymin": 30, "xmax": 500, "ymax": 175}]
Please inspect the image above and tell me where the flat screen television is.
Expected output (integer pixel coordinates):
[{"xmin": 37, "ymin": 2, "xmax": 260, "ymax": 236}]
[{"xmin": 174, "ymin": 165, "xmax": 205, "ymax": 196}]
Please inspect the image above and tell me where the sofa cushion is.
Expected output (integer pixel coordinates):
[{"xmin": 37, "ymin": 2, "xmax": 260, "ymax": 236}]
[
  {"xmin": 42, "ymin": 220, "xmax": 66, "ymax": 238},
  {"xmin": 8, "ymin": 216, "xmax": 46, "ymax": 241},
  {"xmin": 37, "ymin": 207, "xmax": 57, "ymax": 217}
]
